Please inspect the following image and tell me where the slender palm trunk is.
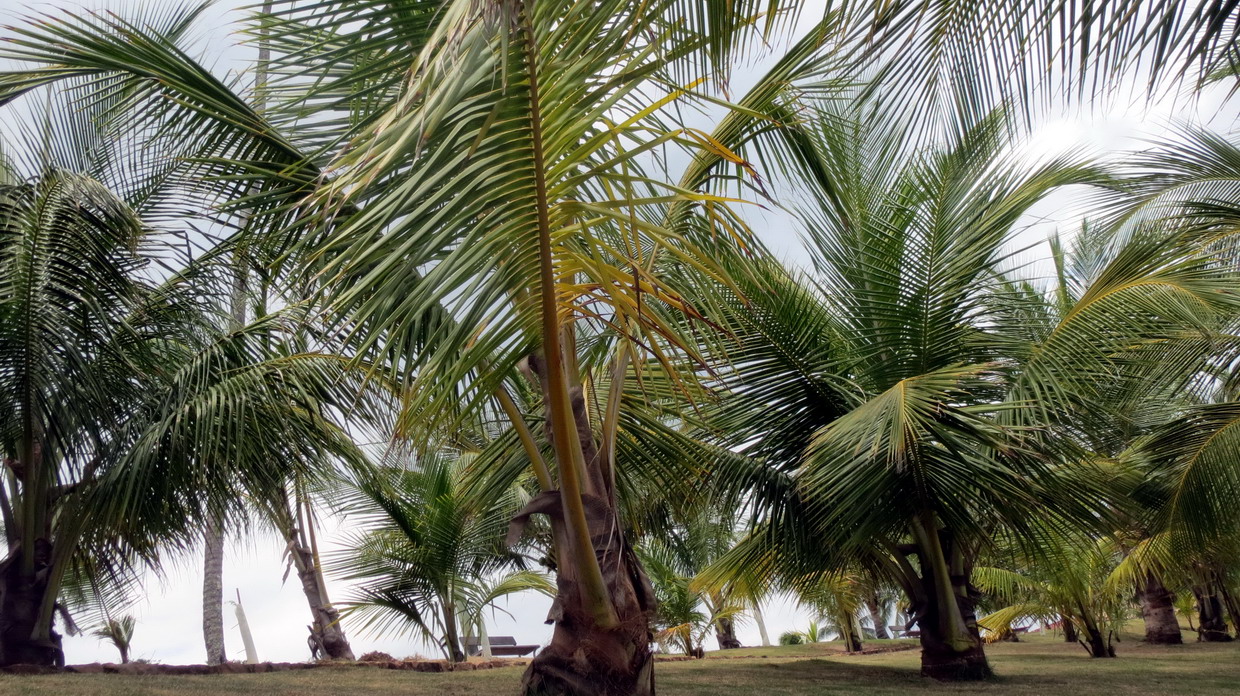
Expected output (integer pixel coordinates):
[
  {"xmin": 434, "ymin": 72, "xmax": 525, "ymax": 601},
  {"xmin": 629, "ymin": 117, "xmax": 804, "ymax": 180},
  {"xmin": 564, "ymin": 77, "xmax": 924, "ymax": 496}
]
[
  {"xmin": 443, "ymin": 602, "xmax": 465, "ymax": 663},
  {"xmin": 1218, "ymin": 585, "xmax": 1240, "ymax": 638},
  {"xmin": 868, "ymin": 597, "xmax": 891, "ymax": 639},
  {"xmin": 118, "ymin": 644, "xmax": 130, "ymax": 664},
  {"xmin": 753, "ymin": 601, "xmax": 772, "ymax": 647},
  {"xmin": 1137, "ymin": 572, "xmax": 1182, "ymax": 644},
  {"xmin": 479, "ymin": 617, "xmax": 493, "ymax": 659},
  {"xmin": 285, "ymin": 492, "xmax": 353, "ymax": 660},
  {"xmin": 202, "ymin": 515, "xmax": 227, "ymax": 665}
]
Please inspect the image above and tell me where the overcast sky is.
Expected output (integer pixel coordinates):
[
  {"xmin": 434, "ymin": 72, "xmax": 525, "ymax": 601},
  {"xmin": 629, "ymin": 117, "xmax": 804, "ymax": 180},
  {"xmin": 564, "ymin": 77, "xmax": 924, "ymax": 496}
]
[{"xmin": 0, "ymin": 0, "xmax": 1237, "ymax": 666}]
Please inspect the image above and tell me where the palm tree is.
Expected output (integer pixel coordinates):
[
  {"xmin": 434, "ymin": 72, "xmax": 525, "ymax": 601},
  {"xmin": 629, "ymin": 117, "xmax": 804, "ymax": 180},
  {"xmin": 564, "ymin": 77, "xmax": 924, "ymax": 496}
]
[
  {"xmin": 0, "ymin": 71, "xmax": 385, "ymax": 666},
  {"xmin": 0, "ymin": 3, "xmax": 798, "ymax": 686},
  {"xmin": 333, "ymin": 455, "xmax": 553, "ymax": 663},
  {"xmin": 696, "ymin": 94, "xmax": 1240, "ymax": 679},
  {"xmin": 976, "ymin": 538, "xmax": 1129, "ymax": 658},
  {"xmin": 637, "ymin": 504, "xmax": 748, "ymax": 657},
  {"xmin": 91, "ymin": 616, "xmax": 135, "ymax": 664}
]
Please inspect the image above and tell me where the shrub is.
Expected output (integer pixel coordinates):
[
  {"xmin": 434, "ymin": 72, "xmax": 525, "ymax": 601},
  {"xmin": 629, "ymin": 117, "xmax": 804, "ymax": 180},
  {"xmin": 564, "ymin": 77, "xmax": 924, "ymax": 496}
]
[
  {"xmin": 779, "ymin": 631, "xmax": 804, "ymax": 646},
  {"xmin": 358, "ymin": 651, "xmax": 396, "ymax": 662}
]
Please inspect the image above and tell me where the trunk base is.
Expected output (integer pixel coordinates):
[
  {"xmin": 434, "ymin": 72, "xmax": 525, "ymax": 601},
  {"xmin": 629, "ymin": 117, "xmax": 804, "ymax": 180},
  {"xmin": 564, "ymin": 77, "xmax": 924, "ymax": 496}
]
[
  {"xmin": 920, "ymin": 641, "xmax": 991, "ymax": 681},
  {"xmin": 0, "ymin": 543, "xmax": 64, "ymax": 668},
  {"xmin": 1139, "ymin": 575, "xmax": 1183, "ymax": 645},
  {"xmin": 521, "ymin": 624, "xmax": 654, "ymax": 696}
]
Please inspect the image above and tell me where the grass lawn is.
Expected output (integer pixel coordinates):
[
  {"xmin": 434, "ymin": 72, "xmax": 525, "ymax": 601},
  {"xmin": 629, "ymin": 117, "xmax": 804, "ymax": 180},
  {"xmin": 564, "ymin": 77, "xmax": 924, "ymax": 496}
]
[{"xmin": 0, "ymin": 628, "xmax": 1235, "ymax": 695}]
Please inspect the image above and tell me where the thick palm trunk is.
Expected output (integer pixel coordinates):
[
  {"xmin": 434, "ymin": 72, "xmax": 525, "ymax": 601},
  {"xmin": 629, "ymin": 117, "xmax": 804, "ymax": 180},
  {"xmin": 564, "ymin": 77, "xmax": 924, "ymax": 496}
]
[
  {"xmin": 512, "ymin": 0, "xmax": 655, "ymax": 689},
  {"xmin": 202, "ymin": 515, "xmax": 227, "ymax": 665},
  {"xmin": 521, "ymin": 534, "xmax": 655, "ymax": 695},
  {"xmin": 516, "ymin": 358, "xmax": 656, "ymax": 695},
  {"xmin": 1138, "ymin": 572, "xmax": 1182, "ymax": 644},
  {"xmin": 715, "ymin": 616, "xmax": 742, "ymax": 650},
  {"xmin": 516, "ymin": 415, "xmax": 656, "ymax": 694},
  {"xmin": 0, "ymin": 543, "xmax": 63, "ymax": 667},
  {"xmin": 1194, "ymin": 586, "xmax": 1232, "ymax": 642},
  {"xmin": 909, "ymin": 516, "xmax": 990, "ymax": 681}
]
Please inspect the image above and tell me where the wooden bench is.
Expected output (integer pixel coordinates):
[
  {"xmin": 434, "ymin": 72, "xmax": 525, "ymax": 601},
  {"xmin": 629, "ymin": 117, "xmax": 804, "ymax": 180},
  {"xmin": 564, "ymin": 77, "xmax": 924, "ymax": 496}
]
[{"xmin": 465, "ymin": 636, "xmax": 540, "ymax": 657}]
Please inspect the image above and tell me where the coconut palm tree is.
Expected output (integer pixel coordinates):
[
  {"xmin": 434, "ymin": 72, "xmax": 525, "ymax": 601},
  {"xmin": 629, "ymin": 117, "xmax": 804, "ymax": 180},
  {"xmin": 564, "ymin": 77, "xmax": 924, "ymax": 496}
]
[
  {"xmin": 0, "ymin": 71, "xmax": 386, "ymax": 666},
  {"xmin": 976, "ymin": 538, "xmax": 1130, "ymax": 658},
  {"xmin": 694, "ymin": 93, "xmax": 1240, "ymax": 679},
  {"xmin": 0, "ymin": 3, "xmax": 799, "ymax": 686},
  {"xmin": 333, "ymin": 454, "xmax": 553, "ymax": 663},
  {"xmin": 90, "ymin": 616, "xmax": 135, "ymax": 664}
]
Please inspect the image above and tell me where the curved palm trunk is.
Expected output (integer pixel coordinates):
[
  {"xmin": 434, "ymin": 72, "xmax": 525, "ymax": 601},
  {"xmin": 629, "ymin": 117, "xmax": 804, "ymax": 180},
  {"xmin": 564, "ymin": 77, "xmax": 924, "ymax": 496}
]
[
  {"xmin": 290, "ymin": 537, "xmax": 353, "ymax": 660},
  {"xmin": 202, "ymin": 515, "xmax": 227, "ymax": 665},
  {"xmin": 753, "ymin": 601, "xmax": 772, "ymax": 647},
  {"xmin": 1137, "ymin": 572, "xmax": 1182, "ymax": 644},
  {"xmin": 283, "ymin": 494, "xmax": 354, "ymax": 661},
  {"xmin": 1076, "ymin": 609, "xmax": 1115, "ymax": 658}
]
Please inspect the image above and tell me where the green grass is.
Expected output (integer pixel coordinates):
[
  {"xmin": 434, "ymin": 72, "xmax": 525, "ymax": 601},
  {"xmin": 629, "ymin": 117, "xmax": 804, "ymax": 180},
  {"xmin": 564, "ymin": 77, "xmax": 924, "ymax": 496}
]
[{"xmin": 0, "ymin": 629, "xmax": 1236, "ymax": 695}]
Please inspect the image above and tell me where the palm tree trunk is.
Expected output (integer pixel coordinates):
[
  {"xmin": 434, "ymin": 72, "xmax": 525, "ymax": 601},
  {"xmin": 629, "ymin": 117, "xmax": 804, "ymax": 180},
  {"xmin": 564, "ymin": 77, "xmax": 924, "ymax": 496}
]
[
  {"xmin": 1218, "ymin": 584, "xmax": 1240, "ymax": 638},
  {"xmin": 1137, "ymin": 572, "xmax": 1182, "ymax": 644},
  {"xmin": 443, "ymin": 602, "xmax": 465, "ymax": 663},
  {"xmin": 479, "ymin": 617, "xmax": 493, "ymax": 659},
  {"xmin": 868, "ymin": 597, "xmax": 891, "ymax": 639},
  {"xmin": 715, "ymin": 616, "xmax": 742, "ymax": 650},
  {"xmin": 1062, "ymin": 619, "xmax": 1078, "ymax": 643},
  {"xmin": 1194, "ymin": 585, "xmax": 1233, "ymax": 642},
  {"xmin": 839, "ymin": 613, "xmax": 863, "ymax": 652},
  {"xmin": 1077, "ymin": 609, "xmax": 1115, "ymax": 657},
  {"xmin": 0, "ymin": 541, "xmax": 63, "ymax": 666},
  {"xmin": 202, "ymin": 515, "xmax": 227, "ymax": 665},
  {"xmin": 910, "ymin": 516, "xmax": 990, "ymax": 681},
  {"xmin": 753, "ymin": 601, "xmax": 772, "ymax": 647},
  {"xmin": 285, "ymin": 493, "xmax": 354, "ymax": 660},
  {"xmin": 514, "ymin": 0, "xmax": 655, "ymax": 691}
]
